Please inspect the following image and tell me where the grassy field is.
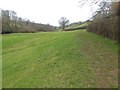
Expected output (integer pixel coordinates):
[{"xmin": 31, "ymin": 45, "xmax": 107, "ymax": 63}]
[{"xmin": 2, "ymin": 30, "xmax": 118, "ymax": 88}]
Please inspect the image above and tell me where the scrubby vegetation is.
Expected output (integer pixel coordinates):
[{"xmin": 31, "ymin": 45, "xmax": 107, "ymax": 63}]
[
  {"xmin": 87, "ymin": 2, "xmax": 120, "ymax": 41},
  {"xmin": 87, "ymin": 16, "xmax": 118, "ymax": 40}
]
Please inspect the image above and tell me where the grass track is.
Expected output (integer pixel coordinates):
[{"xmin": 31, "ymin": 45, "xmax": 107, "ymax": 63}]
[{"xmin": 2, "ymin": 30, "xmax": 118, "ymax": 88}]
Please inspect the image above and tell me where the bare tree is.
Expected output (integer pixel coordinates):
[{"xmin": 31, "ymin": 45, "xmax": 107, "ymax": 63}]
[
  {"xmin": 79, "ymin": 0, "xmax": 102, "ymax": 8},
  {"xmin": 2, "ymin": 10, "xmax": 11, "ymax": 33},
  {"xmin": 110, "ymin": 2, "xmax": 120, "ymax": 16},
  {"xmin": 98, "ymin": 0, "xmax": 112, "ymax": 18},
  {"xmin": 58, "ymin": 17, "xmax": 69, "ymax": 30}
]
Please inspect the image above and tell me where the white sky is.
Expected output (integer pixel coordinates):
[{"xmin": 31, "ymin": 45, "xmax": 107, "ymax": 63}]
[{"xmin": 0, "ymin": 0, "xmax": 97, "ymax": 26}]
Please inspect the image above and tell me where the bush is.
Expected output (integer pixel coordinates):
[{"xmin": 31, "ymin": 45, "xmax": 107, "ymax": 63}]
[{"xmin": 87, "ymin": 16, "xmax": 119, "ymax": 41}]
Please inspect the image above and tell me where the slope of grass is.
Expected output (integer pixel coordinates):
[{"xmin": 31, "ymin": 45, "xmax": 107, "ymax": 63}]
[
  {"xmin": 65, "ymin": 22, "xmax": 89, "ymax": 30},
  {"xmin": 2, "ymin": 30, "xmax": 118, "ymax": 88}
]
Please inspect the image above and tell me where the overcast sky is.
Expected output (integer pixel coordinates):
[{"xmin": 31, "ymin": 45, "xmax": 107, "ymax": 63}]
[{"xmin": 0, "ymin": 0, "xmax": 98, "ymax": 26}]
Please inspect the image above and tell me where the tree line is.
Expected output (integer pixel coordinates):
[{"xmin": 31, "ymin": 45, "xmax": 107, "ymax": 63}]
[
  {"xmin": 1, "ymin": 10, "xmax": 56, "ymax": 34},
  {"xmin": 87, "ymin": 1, "xmax": 120, "ymax": 41},
  {"xmin": 92, "ymin": 1, "xmax": 120, "ymax": 21}
]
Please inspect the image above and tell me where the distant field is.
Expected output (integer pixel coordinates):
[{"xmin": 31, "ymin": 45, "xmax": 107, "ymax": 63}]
[
  {"xmin": 65, "ymin": 22, "xmax": 89, "ymax": 30},
  {"xmin": 2, "ymin": 30, "xmax": 118, "ymax": 88}
]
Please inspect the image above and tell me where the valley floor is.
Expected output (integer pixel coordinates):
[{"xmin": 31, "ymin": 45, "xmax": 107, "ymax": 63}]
[{"xmin": 2, "ymin": 30, "xmax": 118, "ymax": 88}]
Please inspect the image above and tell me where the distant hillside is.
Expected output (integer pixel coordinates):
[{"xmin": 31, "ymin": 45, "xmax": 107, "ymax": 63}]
[
  {"xmin": 1, "ymin": 9, "xmax": 57, "ymax": 34},
  {"xmin": 31, "ymin": 23, "xmax": 57, "ymax": 32},
  {"xmin": 64, "ymin": 21, "xmax": 90, "ymax": 31}
]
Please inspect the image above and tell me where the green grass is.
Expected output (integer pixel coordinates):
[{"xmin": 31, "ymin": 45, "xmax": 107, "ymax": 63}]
[
  {"xmin": 65, "ymin": 22, "xmax": 89, "ymax": 29},
  {"xmin": 2, "ymin": 30, "xmax": 118, "ymax": 88}
]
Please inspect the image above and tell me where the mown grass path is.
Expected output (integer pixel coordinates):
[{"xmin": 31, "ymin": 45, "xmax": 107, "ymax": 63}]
[{"xmin": 2, "ymin": 30, "xmax": 118, "ymax": 88}]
